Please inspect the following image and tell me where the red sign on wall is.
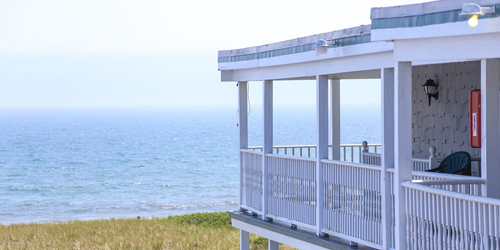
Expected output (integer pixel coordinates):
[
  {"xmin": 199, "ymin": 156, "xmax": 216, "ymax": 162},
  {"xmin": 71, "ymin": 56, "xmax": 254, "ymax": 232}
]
[{"xmin": 470, "ymin": 89, "xmax": 481, "ymax": 148}]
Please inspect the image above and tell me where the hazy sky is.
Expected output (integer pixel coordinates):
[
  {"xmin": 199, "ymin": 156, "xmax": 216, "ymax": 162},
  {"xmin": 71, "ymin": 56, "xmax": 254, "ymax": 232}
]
[{"xmin": 0, "ymin": 0, "xmax": 426, "ymax": 108}]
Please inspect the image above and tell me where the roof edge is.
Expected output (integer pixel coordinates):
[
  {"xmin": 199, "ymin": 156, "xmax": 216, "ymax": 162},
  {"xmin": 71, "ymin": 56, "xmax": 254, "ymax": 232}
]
[
  {"xmin": 371, "ymin": 0, "xmax": 500, "ymax": 20},
  {"xmin": 218, "ymin": 25, "xmax": 371, "ymax": 58}
]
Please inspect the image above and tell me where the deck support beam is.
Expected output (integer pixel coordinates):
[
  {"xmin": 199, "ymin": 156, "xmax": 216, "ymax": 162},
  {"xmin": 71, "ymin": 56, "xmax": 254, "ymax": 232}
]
[
  {"xmin": 238, "ymin": 81, "xmax": 248, "ymax": 208},
  {"xmin": 381, "ymin": 68, "xmax": 394, "ymax": 250},
  {"xmin": 316, "ymin": 75, "xmax": 329, "ymax": 236},
  {"xmin": 269, "ymin": 240, "xmax": 279, "ymax": 250},
  {"xmin": 262, "ymin": 80, "xmax": 273, "ymax": 220},
  {"xmin": 481, "ymin": 59, "xmax": 500, "ymax": 199},
  {"xmin": 331, "ymin": 79, "xmax": 341, "ymax": 160},
  {"xmin": 394, "ymin": 62, "xmax": 412, "ymax": 250}
]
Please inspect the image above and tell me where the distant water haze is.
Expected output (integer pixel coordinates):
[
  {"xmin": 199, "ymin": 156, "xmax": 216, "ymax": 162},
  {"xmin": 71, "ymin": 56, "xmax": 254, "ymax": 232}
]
[{"xmin": 0, "ymin": 105, "xmax": 380, "ymax": 224}]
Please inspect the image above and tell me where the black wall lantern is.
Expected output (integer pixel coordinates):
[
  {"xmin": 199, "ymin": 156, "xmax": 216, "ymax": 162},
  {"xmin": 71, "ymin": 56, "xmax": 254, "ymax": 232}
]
[{"xmin": 423, "ymin": 78, "xmax": 439, "ymax": 106}]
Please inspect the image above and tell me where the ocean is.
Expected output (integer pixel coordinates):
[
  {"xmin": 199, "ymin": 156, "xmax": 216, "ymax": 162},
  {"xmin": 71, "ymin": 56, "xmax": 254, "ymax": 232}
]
[{"xmin": 0, "ymin": 105, "xmax": 380, "ymax": 225}]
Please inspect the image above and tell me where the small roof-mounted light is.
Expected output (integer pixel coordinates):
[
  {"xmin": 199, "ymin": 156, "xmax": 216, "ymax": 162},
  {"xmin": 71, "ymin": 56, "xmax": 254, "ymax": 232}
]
[
  {"xmin": 460, "ymin": 3, "xmax": 496, "ymax": 27},
  {"xmin": 314, "ymin": 39, "xmax": 328, "ymax": 56},
  {"xmin": 460, "ymin": 3, "xmax": 495, "ymax": 16}
]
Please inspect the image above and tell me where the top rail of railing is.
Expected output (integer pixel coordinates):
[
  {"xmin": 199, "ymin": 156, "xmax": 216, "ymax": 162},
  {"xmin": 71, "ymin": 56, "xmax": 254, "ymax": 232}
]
[
  {"xmin": 248, "ymin": 142, "xmax": 382, "ymax": 162},
  {"xmin": 411, "ymin": 179, "xmax": 486, "ymax": 186},
  {"xmin": 248, "ymin": 143, "xmax": 382, "ymax": 151},
  {"xmin": 321, "ymin": 159, "xmax": 382, "ymax": 171},
  {"xmin": 266, "ymin": 153, "xmax": 317, "ymax": 162},
  {"xmin": 240, "ymin": 149, "xmax": 264, "ymax": 155},
  {"xmin": 403, "ymin": 180, "xmax": 497, "ymax": 206},
  {"xmin": 387, "ymin": 167, "xmax": 481, "ymax": 179}
]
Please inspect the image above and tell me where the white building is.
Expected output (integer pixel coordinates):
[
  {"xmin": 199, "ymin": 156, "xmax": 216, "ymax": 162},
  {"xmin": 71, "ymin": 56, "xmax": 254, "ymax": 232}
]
[{"xmin": 218, "ymin": 0, "xmax": 500, "ymax": 249}]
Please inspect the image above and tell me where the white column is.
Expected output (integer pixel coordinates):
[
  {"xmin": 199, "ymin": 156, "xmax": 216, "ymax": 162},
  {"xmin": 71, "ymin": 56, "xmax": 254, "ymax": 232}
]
[
  {"xmin": 238, "ymin": 81, "xmax": 248, "ymax": 208},
  {"xmin": 331, "ymin": 79, "xmax": 341, "ymax": 160},
  {"xmin": 262, "ymin": 80, "xmax": 273, "ymax": 220},
  {"xmin": 381, "ymin": 68, "xmax": 394, "ymax": 250},
  {"xmin": 240, "ymin": 230, "xmax": 250, "ymax": 250},
  {"xmin": 394, "ymin": 62, "xmax": 412, "ymax": 250},
  {"xmin": 481, "ymin": 59, "xmax": 500, "ymax": 198},
  {"xmin": 316, "ymin": 75, "xmax": 329, "ymax": 236},
  {"xmin": 268, "ymin": 240, "xmax": 279, "ymax": 250}
]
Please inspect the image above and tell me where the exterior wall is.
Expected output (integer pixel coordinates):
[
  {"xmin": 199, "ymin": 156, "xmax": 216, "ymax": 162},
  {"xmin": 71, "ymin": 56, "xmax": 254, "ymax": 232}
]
[{"xmin": 412, "ymin": 61, "xmax": 481, "ymax": 159}]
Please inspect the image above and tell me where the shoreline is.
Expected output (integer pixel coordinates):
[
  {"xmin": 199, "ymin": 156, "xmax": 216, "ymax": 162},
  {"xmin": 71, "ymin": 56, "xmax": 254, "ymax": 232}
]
[{"xmin": 0, "ymin": 206, "xmax": 238, "ymax": 226}]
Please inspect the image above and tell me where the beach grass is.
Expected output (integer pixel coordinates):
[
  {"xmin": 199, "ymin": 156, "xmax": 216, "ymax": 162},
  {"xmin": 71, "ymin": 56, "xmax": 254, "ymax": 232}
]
[{"xmin": 0, "ymin": 212, "xmax": 297, "ymax": 250}]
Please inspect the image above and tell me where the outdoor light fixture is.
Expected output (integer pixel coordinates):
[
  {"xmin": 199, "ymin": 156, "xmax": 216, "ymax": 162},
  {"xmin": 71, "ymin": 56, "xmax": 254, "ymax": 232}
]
[
  {"xmin": 423, "ymin": 78, "xmax": 439, "ymax": 106},
  {"xmin": 314, "ymin": 39, "xmax": 335, "ymax": 56},
  {"xmin": 460, "ymin": 3, "xmax": 496, "ymax": 27}
]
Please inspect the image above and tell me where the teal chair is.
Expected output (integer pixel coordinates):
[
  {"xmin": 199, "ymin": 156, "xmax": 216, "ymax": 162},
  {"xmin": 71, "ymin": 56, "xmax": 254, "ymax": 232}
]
[{"xmin": 425, "ymin": 151, "xmax": 472, "ymax": 176}]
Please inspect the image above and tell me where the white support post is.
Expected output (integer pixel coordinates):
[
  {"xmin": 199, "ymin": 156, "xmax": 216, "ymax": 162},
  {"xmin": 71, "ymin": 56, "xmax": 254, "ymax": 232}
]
[
  {"xmin": 481, "ymin": 59, "xmax": 500, "ymax": 199},
  {"xmin": 381, "ymin": 68, "xmax": 394, "ymax": 250},
  {"xmin": 268, "ymin": 240, "xmax": 279, "ymax": 250},
  {"xmin": 240, "ymin": 230, "xmax": 250, "ymax": 250},
  {"xmin": 316, "ymin": 75, "xmax": 329, "ymax": 236},
  {"xmin": 331, "ymin": 79, "xmax": 341, "ymax": 160},
  {"xmin": 394, "ymin": 62, "xmax": 412, "ymax": 250},
  {"xmin": 262, "ymin": 80, "xmax": 273, "ymax": 220},
  {"xmin": 238, "ymin": 81, "xmax": 248, "ymax": 208}
]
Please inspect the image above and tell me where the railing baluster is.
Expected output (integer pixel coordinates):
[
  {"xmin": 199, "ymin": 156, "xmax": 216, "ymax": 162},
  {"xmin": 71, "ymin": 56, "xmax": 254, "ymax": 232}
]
[{"xmin": 351, "ymin": 147, "xmax": 354, "ymax": 162}]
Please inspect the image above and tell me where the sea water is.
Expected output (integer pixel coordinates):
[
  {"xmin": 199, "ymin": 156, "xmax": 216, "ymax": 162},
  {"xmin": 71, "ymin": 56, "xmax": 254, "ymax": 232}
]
[{"xmin": 0, "ymin": 105, "xmax": 380, "ymax": 224}]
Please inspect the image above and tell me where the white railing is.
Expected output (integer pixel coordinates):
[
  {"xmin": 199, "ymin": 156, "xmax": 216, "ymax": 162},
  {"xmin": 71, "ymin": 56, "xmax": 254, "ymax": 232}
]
[
  {"xmin": 241, "ymin": 145, "xmax": 487, "ymax": 249},
  {"xmin": 362, "ymin": 153, "xmax": 434, "ymax": 171},
  {"xmin": 362, "ymin": 147, "xmax": 482, "ymax": 176},
  {"xmin": 403, "ymin": 179, "xmax": 499, "ymax": 250},
  {"xmin": 387, "ymin": 168, "xmax": 483, "ymax": 196},
  {"xmin": 248, "ymin": 142, "xmax": 382, "ymax": 162},
  {"xmin": 249, "ymin": 145, "xmax": 316, "ymax": 157},
  {"xmin": 362, "ymin": 152, "xmax": 382, "ymax": 166},
  {"xmin": 266, "ymin": 154, "xmax": 317, "ymax": 229},
  {"xmin": 387, "ymin": 169, "xmax": 485, "ymax": 249},
  {"xmin": 411, "ymin": 171, "xmax": 483, "ymax": 196},
  {"xmin": 412, "ymin": 158, "xmax": 431, "ymax": 171},
  {"xmin": 240, "ymin": 150, "xmax": 263, "ymax": 214},
  {"xmin": 322, "ymin": 159, "xmax": 382, "ymax": 249},
  {"xmin": 340, "ymin": 142, "xmax": 381, "ymax": 163}
]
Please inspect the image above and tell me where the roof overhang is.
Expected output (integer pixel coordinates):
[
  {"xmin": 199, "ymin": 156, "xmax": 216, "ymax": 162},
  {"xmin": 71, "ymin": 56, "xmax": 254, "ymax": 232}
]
[{"xmin": 218, "ymin": 26, "xmax": 395, "ymax": 82}]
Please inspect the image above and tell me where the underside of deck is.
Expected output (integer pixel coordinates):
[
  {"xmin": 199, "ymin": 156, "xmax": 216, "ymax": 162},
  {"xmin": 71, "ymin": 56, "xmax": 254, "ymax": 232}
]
[{"xmin": 231, "ymin": 211, "xmax": 376, "ymax": 250}]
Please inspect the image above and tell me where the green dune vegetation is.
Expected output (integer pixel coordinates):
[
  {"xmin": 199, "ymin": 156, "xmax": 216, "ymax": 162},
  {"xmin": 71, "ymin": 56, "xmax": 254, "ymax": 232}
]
[{"xmin": 0, "ymin": 212, "xmax": 297, "ymax": 250}]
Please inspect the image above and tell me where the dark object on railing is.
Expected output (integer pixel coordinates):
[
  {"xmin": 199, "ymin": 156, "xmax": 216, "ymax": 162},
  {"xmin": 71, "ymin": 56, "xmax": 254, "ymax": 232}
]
[{"xmin": 425, "ymin": 151, "xmax": 471, "ymax": 176}]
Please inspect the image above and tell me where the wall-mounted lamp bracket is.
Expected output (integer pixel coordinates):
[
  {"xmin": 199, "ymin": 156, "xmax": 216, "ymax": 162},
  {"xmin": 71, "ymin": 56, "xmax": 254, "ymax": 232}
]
[{"xmin": 423, "ymin": 78, "xmax": 439, "ymax": 106}]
